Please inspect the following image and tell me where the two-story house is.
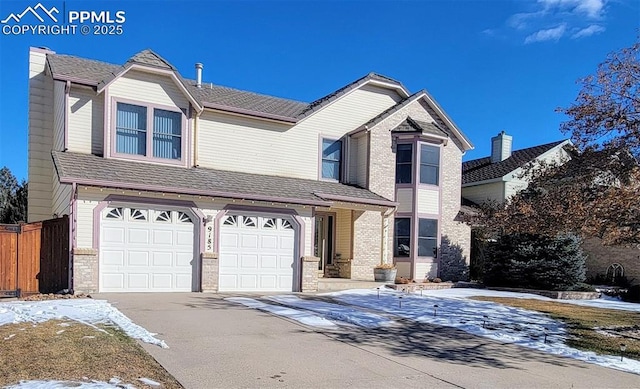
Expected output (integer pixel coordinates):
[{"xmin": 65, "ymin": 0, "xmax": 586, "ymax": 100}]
[{"xmin": 28, "ymin": 47, "xmax": 473, "ymax": 294}]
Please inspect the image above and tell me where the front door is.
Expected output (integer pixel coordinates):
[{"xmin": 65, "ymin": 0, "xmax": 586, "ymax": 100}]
[{"xmin": 314, "ymin": 214, "xmax": 334, "ymax": 271}]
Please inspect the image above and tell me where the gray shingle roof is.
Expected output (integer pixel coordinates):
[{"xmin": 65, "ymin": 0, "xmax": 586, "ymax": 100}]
[
  {"xmin": 46, "ymin": 52, "xmax": 403, "ymax": 122},
  {"xmin": 391, "ymin": 117, "xmax": 448, "ymax": 137},
  {"xmin": 462, "ymin": 140, "xmax": 567, "ymax": 185},
  {"xmin": 52, "ymin": 151, "xmax": 395, "ymax": 207}
]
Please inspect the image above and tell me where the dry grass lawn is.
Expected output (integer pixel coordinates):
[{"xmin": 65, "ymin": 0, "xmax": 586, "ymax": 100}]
[
  {"xmin": 0, "ymin": 320, "xmax": 182, "ymax": 388},
  {"xmin": 472, "ymin": 297, "xmax": 640, "ymax": 360}
]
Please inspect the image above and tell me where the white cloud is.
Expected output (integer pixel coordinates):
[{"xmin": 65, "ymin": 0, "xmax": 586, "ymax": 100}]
[
  {"xmin": 524, "ymin": 24, "xmax": 567, "ymax": 44},
  {"xmin": 538, "ymin": 0, "xmax": 605, "ymax": 19},
  {"xmin": 571, "ymin": 24, "xmax": 605, "ymax": 38}
]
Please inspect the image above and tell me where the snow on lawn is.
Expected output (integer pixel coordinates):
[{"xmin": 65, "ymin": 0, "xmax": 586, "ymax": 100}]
[
  {"xmin": 325, "ymin": 289, "xmax": 640, "ymax": 375},
  {"xmin": 0, "ymin": 299, "xmax": 167, "ymax": 348},
  {"xmin": 267, "ymin": 295, "xmax": 396, "ymax": 328},
  {"xmin": 5, "ymin": 379, "xmax": 135, "ymax": 389},
  {"xmin": 226, "ymin": 297, "xmax": 337, "ymax": 328},
  {"xmin": 423, "ymin": 288, "xmax": 640, "ymax": 312}
]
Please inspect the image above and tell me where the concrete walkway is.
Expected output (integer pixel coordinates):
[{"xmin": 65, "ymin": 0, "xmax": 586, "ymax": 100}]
[{"xmin": 96, "ymin": 293, "xmax": 639, "ymax": 389}]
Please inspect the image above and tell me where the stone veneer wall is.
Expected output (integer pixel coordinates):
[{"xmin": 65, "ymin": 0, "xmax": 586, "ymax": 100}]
[
  {"xmin": 301, "ymin": 256, "xmax": 320, "ymax": 292},
  {"xmin": 367, "ymin": 98, "xmax": 471, "ymax": 277},
  {"xmin": 351, "ymin": 210, "xmax": 382, "ymax": 280},
  {"xmin": 201, "ymin": 252, "xmax": 219, "ymax": 292},
  {"xmin": 72, "ymin": 248, "xmax": 98, "ymax": 294},
  {"xmin": 582, "ymin": 238, "xmax": 639, "ymax": 285}
]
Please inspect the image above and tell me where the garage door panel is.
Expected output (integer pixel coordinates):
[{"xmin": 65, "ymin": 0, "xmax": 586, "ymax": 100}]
[
  {"xmin": 260, "ymin": 235, "xmax": 278, "ymax": 250},
  {"xmin": 128, "ymin": 251, "xmax": 149, "ymax": 266},
  {"xmin": 176, "ymin": 230, "xmax": 193, "ymax": 245},
  {"xmin": 152, "ymin": 273, "xmax": 172, "ymax": 289},
  {"xmin": 127, "ymin": 273, "xmax": 149, "ymax": 289},
  {"xmin": 175, "ymin": 274, "xmax": 192, "ymax": 289},
  {"xmin": 261, "ymin": 255, "xmax": 277, "ymax": 268},
  {"xmin": 102, "ymin": 273, "xmax": 125, "ymax": 289},
  {"xmin": 219, "ymin": 275, "xmax": 238, "ymax": 289},
  {"xmin": 240, "ymin": 275, "xmax": 258, "ymax": 289},
  {"xmin": 103, "ymin": 227, "xmax": 125, "ymax": 244},
  {"xmin": 100, "ymin": 206, "xmax": 196, "ymax": 292},
  {"xmin": 153, "ymin": 230, "xmax": 173, "ymax": 245},
  {"xmin": 241, "ymin": 234, "xmax": 259, "ymax": 249},
  {"xmin": 175, "ymin": 252, "xmax": 193, "ymax": 267},
  {"xmin": 220, "ymin": 233, "xmax": 239, "ymax": 248},
  {"xmin": 152, "ymin": 251, "xmax": 172, "ymax": 267},
  {"xmin": 219, "ymin": 214, "xmax": 296, "ymax": 292},
  {"xmin": 102, "ymin": 250, "xmax": 124, "ymax": 266},
  {"xmin": 241, "ymin": 254, "xmax": 258, "ymax": 269}
]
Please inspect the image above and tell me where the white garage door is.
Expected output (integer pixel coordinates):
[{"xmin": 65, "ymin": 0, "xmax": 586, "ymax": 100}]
[
  {"xmin": 100, "ymin": 207, "xmax": 196, "ymax": 292},
  {"xmin": 219, "ymin": 214, "xmax": 296, "ymax": 292}
]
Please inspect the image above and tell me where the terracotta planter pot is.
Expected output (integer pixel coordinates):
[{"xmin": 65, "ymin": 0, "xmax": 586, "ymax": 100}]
[{"xmin": 373, "ymin": 268, "xmax": 397, "ymax": 282}]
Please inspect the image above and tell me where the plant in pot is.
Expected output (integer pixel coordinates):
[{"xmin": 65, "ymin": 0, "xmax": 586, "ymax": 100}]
[{"xmin": 373, "ymin": 263, "xmax": 397, "ymax": 282}]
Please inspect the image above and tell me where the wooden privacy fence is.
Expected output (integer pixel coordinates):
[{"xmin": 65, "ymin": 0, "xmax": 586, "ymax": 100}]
[{"xmin": 0, "ymin": 216, "xmax": 69, "ymax": 297}]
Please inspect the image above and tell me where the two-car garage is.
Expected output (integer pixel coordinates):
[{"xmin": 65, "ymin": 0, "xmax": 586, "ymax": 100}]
[{"xmin": 98, "ymin": 206, "xmax": 298, "ymax": 293}]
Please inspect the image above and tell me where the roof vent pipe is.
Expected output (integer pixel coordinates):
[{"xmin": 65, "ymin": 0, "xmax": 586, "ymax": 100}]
[{"xmin": 195, "ymin": 63, "xmax": 203, "ymax": 88}]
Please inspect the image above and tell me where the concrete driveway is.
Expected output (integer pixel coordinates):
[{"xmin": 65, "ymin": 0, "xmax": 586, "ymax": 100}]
[{"xmin": 96, "ymin": 293, "xmax": 639, "ymax": 389}]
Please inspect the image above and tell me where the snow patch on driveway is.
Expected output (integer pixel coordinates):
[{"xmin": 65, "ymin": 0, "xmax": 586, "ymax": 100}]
[
  {"xmin": 226, "ymin": 297, "xmax": 337, "ymax": 328},
  {"xmin": 0, "ymin": 299, "xmax": 167, "ymax": 348}
]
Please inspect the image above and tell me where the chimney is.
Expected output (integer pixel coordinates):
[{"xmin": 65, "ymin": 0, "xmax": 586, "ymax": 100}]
[
  {"xmin": 491, "ymin": 131, "xmax": 512, "ymax": 163},
  {"xmin": 195, "ymin": 63, "xmax": 203, "ymax": 88}
]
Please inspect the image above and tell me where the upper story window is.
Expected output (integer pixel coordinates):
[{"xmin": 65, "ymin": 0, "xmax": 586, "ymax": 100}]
[
  {"xmin": 321, "ymin": 138, "xmax": 342, "ymax": 180},
  {"xmin": 395, "ymin": 143, "xmax": 413, "ymax": 184},
  {"xmin": 115, "ymin": 102, "xmax": 183, "ymax": 161},
  {"xmin": 420, "ymin": 144, "xmax": 440, "ymax": 186}
]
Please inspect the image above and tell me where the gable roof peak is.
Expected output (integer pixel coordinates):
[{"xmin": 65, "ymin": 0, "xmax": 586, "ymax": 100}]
[{"xmin": 126, "ymin": 49, "xmax": 176, "ymax": 70}]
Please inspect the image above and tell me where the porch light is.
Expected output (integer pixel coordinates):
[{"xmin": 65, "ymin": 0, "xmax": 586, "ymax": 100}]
[{"xmin": 620, "ymin": 344, "xmax": 627, "ymax": 361}]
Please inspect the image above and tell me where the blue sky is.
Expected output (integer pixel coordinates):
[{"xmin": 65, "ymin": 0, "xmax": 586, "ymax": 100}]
[{"xmin": 0, "ymin": 0, "xmax": 638, "ymax": 181}]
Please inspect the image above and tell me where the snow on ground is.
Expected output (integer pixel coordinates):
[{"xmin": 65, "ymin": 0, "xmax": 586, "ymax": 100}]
[
  {"xmin": 0, "ymin": 299, "xmax": 167, "ymax": 348},
  {"xmin": 225, "ymin": 297, "xmax": 337, "ymax": 328},
  {"xmin": 267, "ymin": 295, "xmax": 396, "ymax": 328},
  {"xmin": 422, "ymin": 288, "xmax": 640, "ymax": 312},
  {"xmin": 325, "ymin": 289, "xmax": 640, "ymax": 375},
  {"xmin": 5, "ymin": 380, "xmax": 135, "ymax": 389}
]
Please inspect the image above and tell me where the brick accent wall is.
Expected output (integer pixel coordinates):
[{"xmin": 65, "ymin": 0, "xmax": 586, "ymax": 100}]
[
  {"xmin": 72, "ymin": 248, "xmax": 98, "ymax": 294},
  {"xmin": 201, "ymin": 252, "xmax": 219, "ymax": 292},
  {"xmin": 301, "ymin": 256, "xmax": 320, "ymax": 292},
  {"xmin": 582, "ymin": 238, "xmax": 640, "ymax": 285},
  {"xmin": 335, "ymin": 258, "xmax": 352, "ymax": 278},
  {"xmin": 351, "ymin": 210, "xmax": 382, "ymax": 280},
  {"xmin": 439, "ymin": 131, "xmax": 471, "ymax": 278}
]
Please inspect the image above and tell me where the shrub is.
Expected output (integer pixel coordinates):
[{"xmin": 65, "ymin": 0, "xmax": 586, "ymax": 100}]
[
  {"xmin": 484, "ymin": 233, "xmax": 587, "ymax": 291},
  {"xmin": 622, "ymin": 285, "xmax": 640, "ymax": 303},
  {"xmin": 438, "ymin": 236, "xmax": 469, "ymax": 282},
  {"xmin": 569, "ymin": 282, "xmax": 597, "ymax": 292}
]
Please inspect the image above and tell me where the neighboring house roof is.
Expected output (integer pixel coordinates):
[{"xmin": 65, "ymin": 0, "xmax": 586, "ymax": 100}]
[
  {"xmin": 462, "ymin": 140, "xmax": 567, "ymax": 185},
  {"xmin": 52, "ymin": 151, "xmax": 397, "ymax": 208}
]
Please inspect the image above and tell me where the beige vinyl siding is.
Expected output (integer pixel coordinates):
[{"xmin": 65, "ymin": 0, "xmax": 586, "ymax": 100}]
[
  {"xmin": 396, "ymin": 188, "xmax": 413, "ymax": 213},
  {"xmin": 335, "ymin": 208, "xmax": 352, "ymax": 258},
  {"xmin": 504, "ymin": 180, "xmax": 527, "ymax": 200},
  {"xmin": 68, "ymin": 87, "xmax": 104, "ymax": 154},
  {"xmin": 461, "ymin": 182, "xmax": 505, "ymax": 204},
  {"xmin": 396, "ymin": 262, "xmax": 411, "ymax": 278},
  {"xmin": 76, "ymin": 197, "xmax": 98, "ymax": 248},
  {"xmin": 108, "ymin": 70, "xmax": 189, "ymax": 108},
  {"xmin": 27, "ymin": 50, "xmax": 54, "ymax": 222},
  {"xmin": 417, "ymin": 188, "xmax": 439, "ymax": 215},
  {"xmin": 415, "ymin": 262, "xmax": 436, "ymax": 280},
  {"xmin": 52, "ymin": 178, "xmax": 71, "ymax": 216},
  {"xmin": 197, "ymin": 84, "xmax": 401, "ymax": 179},
  {"xmin": 53, "ymin": 81, "xmax": 65, "ymax": 151}
]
